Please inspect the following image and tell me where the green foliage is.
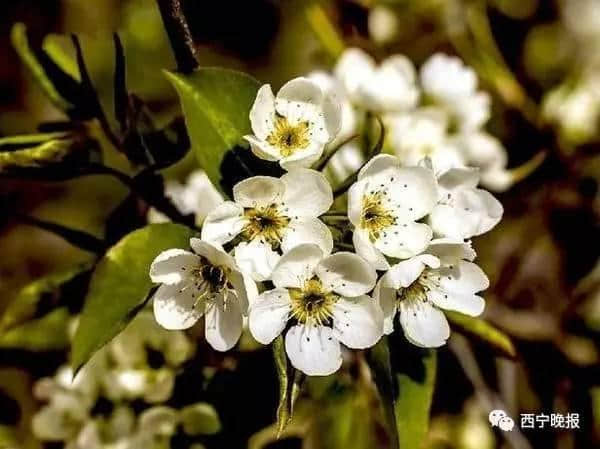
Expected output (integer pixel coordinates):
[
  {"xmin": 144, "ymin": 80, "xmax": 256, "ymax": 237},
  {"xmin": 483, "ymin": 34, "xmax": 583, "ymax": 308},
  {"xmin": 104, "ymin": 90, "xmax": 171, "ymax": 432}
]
[
  {"xmin": 369, "ymin": 337, "xmax": 437, "ymax": 449},
  {"xmin": 446, "ymin": 311, "xmax": 516, "ymax": 357},
  {"xmin": 0, "ymin": 262, "xmax": 92, "ymax": 331},
  {"xmin": 0, "ymin": 132, "xmax": 101, "ymax": 180},
  {"xmin": 71, "ymin": 223, "xmax": 195, "ymax": 373},
  {"xmin": 0, "ymin": 308, "xmax": 70, "ymax": 351},
  {"xmin": 11, "ymin": 23, "xmax": 73, "ymax": 111},
  {"xmin": 180, "ymin": 403, "xmax": 222, "ymax": 435},
  {"xmin": 165, "ymin": 68, "xmax": 261, "ymax": 192}
]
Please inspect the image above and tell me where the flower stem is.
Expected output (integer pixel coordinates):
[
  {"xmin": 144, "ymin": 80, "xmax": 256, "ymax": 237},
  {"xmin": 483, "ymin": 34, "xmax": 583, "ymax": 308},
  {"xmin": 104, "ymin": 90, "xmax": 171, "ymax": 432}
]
[
  {"xmin": 156, "ymin": 0, "xmax": 199, "ymax": 73},
  {"xmin": 313, "ymin": 134, "xmax": 358, "ymax": 171}
]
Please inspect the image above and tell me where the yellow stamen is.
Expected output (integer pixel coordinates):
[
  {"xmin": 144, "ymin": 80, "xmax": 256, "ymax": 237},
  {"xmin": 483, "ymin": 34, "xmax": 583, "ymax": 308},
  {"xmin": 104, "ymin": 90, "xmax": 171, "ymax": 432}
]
[
  {"xmin": 242, "ymin": 204, "xmax": 290, "ymax": 246},
  {"xmin": 289, "ymin": 278, "xmax": 338, "ymax": 325},
  {"xmin": 360, "ymin": 192, "xmax": 396, "ymax": 241},
  {"xmin": 266, "ymin": 116, "xmax": 310, "ymax": 156}
]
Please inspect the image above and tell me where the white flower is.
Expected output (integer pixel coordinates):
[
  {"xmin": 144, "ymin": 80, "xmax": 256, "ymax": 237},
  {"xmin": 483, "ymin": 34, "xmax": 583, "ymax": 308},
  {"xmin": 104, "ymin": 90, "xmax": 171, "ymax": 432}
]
[
  {"xmin": 428, "ymin": 167, "xmax": 503, "ymax": 240},
  {"xmin": 148, "ymin": 170, "xmax": 224, "ymax": 225},
  {"xmin": 335, "ymin": 48, "xmax": 419, "ymax": 112},
  {"xmin": 375, "ymin": 240, "xmax": 487, "ymax": 347},
  {"xmin": 451, "ymin": 131, "xmax": 513, "ymax": 192},
  {"xmin": 245, "ymin": 77, "xmax": 342, "ymax": 169},
  {"xmin": 324, "ymin": 141, "xmax": 365, "ymax": 184},
  {"xmin": 307, "ymin": 71, "xmax": 358, "ymax": 146},
  {"xmin": 248, "ymin": 244, "xmax": 382, "ymax": 376},
  {"xmin": 348, "ymin": 154, "xmax": 438, "ymax": 270},
  {"xmin": 387, "ymin": 108, "xmax": 466, "ymax": 173},
  {"xmin": 149, "ymin": 238, "xmax": 257, "ymax": 351},
  {"xmin": 201, "ymin": 169, "xmax": 334, "ymax": 281},
  {"xmin": 420, "ymin": 53, "xmax": 490, "ymax": 131}
]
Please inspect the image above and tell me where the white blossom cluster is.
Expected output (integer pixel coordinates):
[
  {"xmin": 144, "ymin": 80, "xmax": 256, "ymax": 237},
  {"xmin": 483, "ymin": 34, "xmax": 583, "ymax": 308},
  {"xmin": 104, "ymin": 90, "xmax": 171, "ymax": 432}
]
[
  {"xmin": 311, "ymin": 48, "xmax": 513, "ymax": 192},
  {"xmin": 31, "ymin": 312, "xmax": 213, "ymax": 449},
  {"xmin": 150, "ymin": 54, "xmax": 504, "ymax": 376}
]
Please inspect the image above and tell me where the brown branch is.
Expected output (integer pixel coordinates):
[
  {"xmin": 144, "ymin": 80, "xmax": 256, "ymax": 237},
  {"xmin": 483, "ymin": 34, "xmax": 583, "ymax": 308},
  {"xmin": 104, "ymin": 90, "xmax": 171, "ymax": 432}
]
[{"xmin": 156, "ymin": 0, "xmax": 199, "ymax": 73}]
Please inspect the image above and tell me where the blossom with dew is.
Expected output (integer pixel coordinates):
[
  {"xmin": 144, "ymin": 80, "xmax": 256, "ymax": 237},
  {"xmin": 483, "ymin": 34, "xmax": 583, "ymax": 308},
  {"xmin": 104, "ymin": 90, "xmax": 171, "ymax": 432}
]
[
  {"xmin": 375, "ymin": 240, "xmax": 488, "ymax": 347},
  {"xmin": 335, "ymin": 47, "xmax": 419, "ymax": 112},
  {"xmin": 428, "ymin": 167, "xmax": 503, "ymax": 240},
  {"xmin": 201, "ymin": 169, "xmax": 333, "ymax": 281},
  {"xmin": 348, "ymin": 154, "xmax": 438, "ymax": 270},
  {"xmin": 149, "ymin": 238, "xmax": 257, "ymax": 351},
  {"xmin": 245, "ymin": 77, "xmax": 342, "ymax": 169},
  {"xmin": 248, "ymin": 244, "xmax": 382, "ymax": 376},
  {"xmin": 147, "ymin": 170, "xmax": 224, "ymax": 225},
  {"xmin": 420, "ymin": 53, "xmax": 490, "ymax": 131},
  {"xmin": 387, "ymin": 108, "xmax": 466, "ymax": 174}
]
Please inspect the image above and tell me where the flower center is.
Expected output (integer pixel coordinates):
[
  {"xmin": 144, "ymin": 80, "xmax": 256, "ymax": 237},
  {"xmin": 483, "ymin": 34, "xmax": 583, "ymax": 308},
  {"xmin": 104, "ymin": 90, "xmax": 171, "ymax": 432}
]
[
  {"xmin": 289, "ymin": 278, "xmax": 338, "ymax": 325},
  {"xmin": 360, "ymin": 192, "xmax": 396, "ymax": 241},
  {"xmin": 397, "ymin": 269, "xmax": 442, "ymax": 304},
  {"xmin": 242, "ymin": 204, "xmax": 290, "ymax": 246},
  {"xmin": 266, "ymin": 115, "xmax": 310, "ymax": 156},
  {"xmin": 188, "ymin": 257, "xmax": 230, "ymax": 304}
]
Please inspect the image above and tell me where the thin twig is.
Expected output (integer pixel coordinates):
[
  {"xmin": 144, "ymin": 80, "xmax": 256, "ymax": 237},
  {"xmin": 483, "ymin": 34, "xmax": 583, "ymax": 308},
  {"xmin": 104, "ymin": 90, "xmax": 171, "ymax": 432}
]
[
  {"xmin": 16, "ymin": 214, "xmax": 106, "ymax": 254},
  {"xmin": 313, "ymin": 134, "xmax": 358, "ymax": 171},
  {"xmin": 156, "ymin": 0, "xmax": 199, "ymax": 73}
]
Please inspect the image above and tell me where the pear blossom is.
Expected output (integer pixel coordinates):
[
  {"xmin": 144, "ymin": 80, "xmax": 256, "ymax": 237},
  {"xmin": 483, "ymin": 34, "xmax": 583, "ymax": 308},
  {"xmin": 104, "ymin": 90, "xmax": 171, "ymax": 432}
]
[
  {"xmin": 335, "ymin": 47, "xmax": 419, "ymax": 112},
  {"xmin": 420, "ymin": 53, "xmax": 491, "ymax": 131},
  {"xmin": 387, "ymin": 109, "xmax": 466, "ymax": 173},
  {"xmin": 245, "ymin": 77, "xmax": 342, "ymax": 169},
  {"xmin": 201, "ymin": 169, "xmax": 333, "ymax": 281},
  {"xmin": 368, "ymin": 5, "xmax": 399, "ymax": 45},
  {"xmin": 149, "ymin": 238, "xmax": 257, "ymax": 351},
  {"xmin": 148, "ymin": 170, "xmax": 223, "ymax": 225},
  {"xmin": 325, "ymin": 141, "xmax": 365, "ymax": 184},
  {"xmin": 248, "ymin": 244, "xmax": 382, "ymax": 376},
  {"xmin": 348, "ymin": 154, "xmax": 438, "ymax": 270},
  {"xmin": 428, "ymin": 167, "xmax": 503, "ymax": 240},
  {"xmin": 451, "ymin": 131, "xmax": 513, "ymax": 192},
  {"xmin": 375, "ymin": 240, "xmax": 488, "ymax": 347}
]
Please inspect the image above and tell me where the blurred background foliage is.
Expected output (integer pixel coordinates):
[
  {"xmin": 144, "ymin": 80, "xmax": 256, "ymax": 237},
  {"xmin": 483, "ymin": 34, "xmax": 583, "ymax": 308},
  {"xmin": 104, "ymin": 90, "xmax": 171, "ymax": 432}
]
[{"xmin": 0, "ymin": 0, "xmax": 598, "ymax": 448}]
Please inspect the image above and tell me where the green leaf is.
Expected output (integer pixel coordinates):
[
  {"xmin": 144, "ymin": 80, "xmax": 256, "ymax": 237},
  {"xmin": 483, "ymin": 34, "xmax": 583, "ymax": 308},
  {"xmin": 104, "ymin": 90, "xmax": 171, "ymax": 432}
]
[
  {"xmin": 0, "ymin": 262, "xmax": 92, "ymax": 331},
  {"xmin": 180, "ymin": 403, "xmax": 222, "ymax": 435},
  {"xmin": 11, "ymin": 23, "xmax": 72, "ymax": 111},
  {"xmin": 71, "ymin": 223, "xmax": 195, "ymax": 372},
  {"xmin": 446, "ymin": 311, "xmax": 516, "ymax": 358},
  {"xmin": 0, "ymin": 308, "xmax": 70, "ymax": 351},
  {"xmin": 0, "ymin": 133, "xmax": 101, "ymax": 179},
  {"xmin": 165, "ymin": 67, "xmax": 261, "ymax": 191},
  {"xmin": 369, "ymin": 337, "xmax": 437, "ymax": 449}
]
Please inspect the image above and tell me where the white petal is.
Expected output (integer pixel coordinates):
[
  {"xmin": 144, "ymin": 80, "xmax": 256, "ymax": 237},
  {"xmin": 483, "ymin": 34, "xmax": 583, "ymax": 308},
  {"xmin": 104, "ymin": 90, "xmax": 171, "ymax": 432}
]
[
  {"xmin": 232, "ymin": 176, "xmax": 285, "ymax": 208},
  {"xmin": 248, "ymin": 288, "xmax": 292, "ymax": 344},
  {"xmin": 437, "ymin": 167, "xmax": 480, "ymax": 191},
  {"xmin": 228, "ymin": 270, "xmax": 257, "ymax": 314},
  {"xmin": 281, "ymin": 217, "xmax": 333, "ymax": 256},
  {"xmin": 385, "ymin": 166, "xmax": 438, "ymax": 221},
  {"xmin": 427, "ymin": 239, "xmax": 476, "ymax": 263},
  {"xmin": 373, "ymin": 222, "xmax": 433, "ymax": 259},
  {"xmin": 250, "ymin": 84, "xmax": 276, "ymax": 140},
  {"xmin": 420, "ymin": 53, "xmax": 477, "ymax": 100},
  {"xmin": 357, "ymin": 153, "xmax": 399, "ymax": 181},
  {"xmin": 234, "ymin": 239, "xmax": 280, "ymax": 282},
  {"xmin": 152, "ymin": 282, "xmax": 204, "ymax": 330},
  {"xmin": 190, "ymin": 238, "xmax": 237, "ymax": 270},
  {"xmin": 334, "ymin": 48, "xmax": 376, "ymax": 101},
  {"xmin": 374, "ymin": 277, "xmax": 398, "ymax": 334},
  {"xmin": 276, "ymin": 77, "xmax": 324, "ymax": 109},
  {"xmin": 347, "ymin": 177, "xmax": 368, "ymax": 225},
  {"xmin": 279, "ymin": 142, "xmax": 325, "ymax": 170},
  {"xmin": 315, "ymin": 252, "xmax": 377, "ymax": 297},
  {"xmin": 245, "ymin": 135, "xmax": 282, "ymax": 161},
  {"xmin": 322, "ymin": 91, "xmax": 342, "ymax": 142},
  {"xmin": 271, "ymin": 244, "xmax": 324, "ymax": 289},
  {"xmin": 436, "ymin": 261, "xmax": 490, "ymax": 295},
  {"xmin": 281, "ymin": 169, "xmax": 333, "ymax": 217},
  {"xmin": 352, "ymin": 230, "xmax": 390, "ymax": 271},
  {"xmin": 204, "ymin": 293, "xmax": 243, "ymax": 351},
  {"xmin": 386, "ymin": 255, "xmax": 440, "ymax": 289},
  {"xmin": 285, "ymin": 324, "xmax": 342, "ymax": 376},
  {"xmin": 332, "ymin": 296, "xmax": 383, "ymax": 348},
  {"xmin": 149, "ymin": 249, "xmax": 199, "ymax": 285},
  {"xmin": 399, "ymin": 299, "xmax": 450, "ymax": 347},
  {"xmin": 427, "ymin": 289, "xmax": 485, "ymax": 317},
  {"xmin": 201, "ymin": 202, "xmax": 246, "ymax": 245}
]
